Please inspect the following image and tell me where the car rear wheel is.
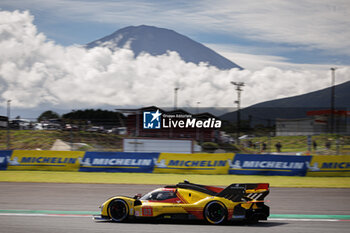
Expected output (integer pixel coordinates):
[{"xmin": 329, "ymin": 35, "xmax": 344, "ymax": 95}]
[
  {"xmin": 108, "ymin": 199, "xmax": 129, "ymax": 222},
  {"xmin": 204, "ymin": 201, "xmax": 227, "ymax": 224}
]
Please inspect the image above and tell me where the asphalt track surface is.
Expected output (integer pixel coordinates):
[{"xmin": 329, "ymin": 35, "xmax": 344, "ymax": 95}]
[{"xmin": 0, "ymin": 182, "xmax": 349, "ymax": 233}]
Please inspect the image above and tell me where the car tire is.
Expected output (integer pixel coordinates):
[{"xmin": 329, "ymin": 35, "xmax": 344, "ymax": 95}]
[
  {"xmin": 203, "ymin": 201, "xmax": 227, "ymax": 225},
  {"xmin": 108, "ymin": 199, "xmax": 129, "ymax": 222}
]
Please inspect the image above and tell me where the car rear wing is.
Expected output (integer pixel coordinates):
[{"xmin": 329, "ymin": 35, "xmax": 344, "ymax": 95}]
[{"xmin": 216, "ymin": 183, "xmax": 269, "ymax": 202}]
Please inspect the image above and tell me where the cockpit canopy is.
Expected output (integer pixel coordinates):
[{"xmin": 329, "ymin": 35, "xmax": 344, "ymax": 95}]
[{"xmin": 140, "ymin": 188, "xmax": 177, "ymax": 201}]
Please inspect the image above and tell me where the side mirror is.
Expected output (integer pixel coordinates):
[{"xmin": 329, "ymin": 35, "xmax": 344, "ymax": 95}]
[{"xmin": 133, "ymin": 193, "xmax": 142, "ymax": 199}]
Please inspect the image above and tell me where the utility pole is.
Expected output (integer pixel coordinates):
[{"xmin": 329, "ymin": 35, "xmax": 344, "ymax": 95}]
[
  {"xmin": 196, "ymin": 101, "xmax": 200, "ymax": 141},
  {"xmin": 7, "ymin": 100, "xmax": 11, "ymax": 149},
  {"xmin": 174, "ymin": 87, "xmax": 179, "ymax": 110},
  {"xmin": 231, "ymin": 81, "xmax": 244, "ymax": 145},
  {"xmin": 330, "ymin": 68, "xmax": 336, "ymax": 134},
  {"xmin": 196, "ymin": 101, "xmax": 201, "ymax": 114}
]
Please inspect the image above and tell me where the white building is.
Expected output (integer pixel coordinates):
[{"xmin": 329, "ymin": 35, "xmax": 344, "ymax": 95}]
[
  {"xmin": 276, "ymin": 118, "xmax": 316, "ymax": 136},
  {"xmin": 0, "ymin": 116, "xmax": 8, "ymax": 128}
]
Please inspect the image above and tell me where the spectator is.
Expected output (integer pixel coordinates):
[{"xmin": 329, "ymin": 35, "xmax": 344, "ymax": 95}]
[
  {"xmin": 325, "ymin": 141, "xmax": 331, "ymax": 150},
  {"xmin": 255, "ymin": 142, "xmax": 260, "ymax": 151},
  {"xmin": 275, "ymin": 142, "xmax": 282, "ymax": 152},
  {"xmin": 262, "ymin": 142, "xmax": 267, "ymax": 152},
  {"xmin": 248, "ymin": 140, "xmax": 253, "ymax": 148},
  {"xmin": 313, "ymin": 140, "xmax": 317, "ymax": 151}
]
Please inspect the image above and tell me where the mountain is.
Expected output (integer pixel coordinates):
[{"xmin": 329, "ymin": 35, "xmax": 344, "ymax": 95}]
[
  {"xmin": 220, "ymin": 80, "xmax": 350, "ymax": 124},
  {"xmin": 87, "ymin": 25, "xmax": 242, "ymax": 70}
]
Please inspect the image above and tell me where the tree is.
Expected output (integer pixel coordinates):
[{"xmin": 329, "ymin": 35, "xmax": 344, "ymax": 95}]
[
  {"xmin": 201, "ymin": 142, "xmax": 219, "ymax": 153},
  {"xmin": 38, "ymin": 111, "xmax": 60, "ymax": 122},
  {"xmin": 62, "ymin": 109, "xmax": 125, "ymax": 128}
]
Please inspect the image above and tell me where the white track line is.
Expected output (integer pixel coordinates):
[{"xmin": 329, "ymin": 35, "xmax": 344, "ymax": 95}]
[{"xmin": 269, "ymin": 218, "xmax": 340, "ymax": 222}]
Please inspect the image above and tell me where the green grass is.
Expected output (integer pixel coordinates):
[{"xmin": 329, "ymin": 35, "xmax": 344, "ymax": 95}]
[
  {"xmin": 0, "ymin": 130, "xmax": 123, "ymax": 151},
  {"xmin": 1, "ymin": 130, "xmax": 349, "ymax": 154},
  {"xmin": 240, "ymin": 134, "xmax": 350, "ymax": 154},
  {"xmin": 1, "ymin": 171, "xmax": 349, "ymax": 188}
]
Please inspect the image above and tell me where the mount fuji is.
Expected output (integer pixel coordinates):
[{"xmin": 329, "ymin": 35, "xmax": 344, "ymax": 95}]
[{"xmin": 86, "ymin": 25, "xmax": 242, "ymax": 70}]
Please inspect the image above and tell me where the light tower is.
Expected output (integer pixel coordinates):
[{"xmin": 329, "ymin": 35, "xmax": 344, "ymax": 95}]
[
  {"xmin": 330, "ymin": 67, "xmax": 336, "ymax": 134},
  {"xmin": 7, "ymin": 100, "xmax": 11, "ymax": 149},
  {"xmin": 231, "ymin": 81, "xmax": 244, "ymax": 144},
  {"xmin": 174, "ymin": 87, "xmax": 179, "ymax": 110}
]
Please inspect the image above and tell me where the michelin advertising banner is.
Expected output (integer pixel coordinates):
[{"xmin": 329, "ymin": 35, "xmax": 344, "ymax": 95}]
[
  {"xmin": 79, "ymin": 152, "xmax": 159, "ymax": 173},
  {"xmin": 306, "ymin": 155, "xmax": 350, "ymax": 177},
  {"xmin": 6, "ymin": 150, "xmax": 84, "ymax": 171},
  {"xmin": 1, "ymin": 150, "xmax": 158, "ymax": 173},
  {"xmin": 1, "ymin": 150, "xmax": 350, "ymax": 176},
  {"xmin": 0, "ymin": 150, "xmax": 12, "ymax": 170},
  {"xmin": 153, "ymin": 153, "xmax": 233, "ymax": 174},
  {"xmin": 228, "ymin": 154, "xmax": 312, "ymax": 176}
]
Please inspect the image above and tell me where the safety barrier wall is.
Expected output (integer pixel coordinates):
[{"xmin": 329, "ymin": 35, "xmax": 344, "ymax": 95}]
[
  {"xmin": 3, "ymin": 150, "xmax": 84, "ymax": 171},
  {"xmin": 79, "ymin": 152, "xmax": 159, "ymax": 173},
  {"xmin": 306, "ymin": 155, "xmax": 350, "ymax": 177},
  {"xmin": 1, "ymin": 150, "xmax": 349, "ymax": 176},
  {"xmin": 0, "ymin": 150, "xmax": 11, "ymax": 170},
  {"xmin": 153, "ymin": 153, "xmax": 233, "ymax": 174},
  {"xmin": 227, "ymin": 154, "xmax": 311, "ymax": 176}
]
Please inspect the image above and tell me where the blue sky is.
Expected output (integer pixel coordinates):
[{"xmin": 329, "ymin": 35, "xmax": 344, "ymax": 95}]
[{"xmin": 1, "ymin": 0, "xmax": 349, "ymax": 70}]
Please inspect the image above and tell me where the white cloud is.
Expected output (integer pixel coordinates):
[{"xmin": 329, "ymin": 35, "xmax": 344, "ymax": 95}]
[
  {"xmin": 2, "ymin": 0, "xmax": 349, "ymax": 56},
  {"xmin": 204, "ymin": 43, "xmax": 336, "ymax": 71},
  {"xmin": 198, "ymin": 0, "xmax": 350, "ymax": 55},
  {"xmin": 0, "ymin": 10, "xmax": 349, "ymax": 112}
]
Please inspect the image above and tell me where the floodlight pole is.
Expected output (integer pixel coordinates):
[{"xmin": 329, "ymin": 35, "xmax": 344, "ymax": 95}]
[
  {"xmin": 231, "ymin": 81, "xmax": 244, "ymax": 145},
  {"xmin": 196, "ymin": 101, "xmax": 200, "ymax": 141},
  {"xmin": 174, "ymin": 87, "xmax": 179, "ymax": 110},
  {"xmin": 7, "ymin": 100, "xmax": 11, "ymax": 149},
  {"xmin": 196, "ymin": 101, "xmax": 200, "ymax": 114},
  {"xmin": 330, "ymin": 68, "xmax": 336, "ymax": 134}
]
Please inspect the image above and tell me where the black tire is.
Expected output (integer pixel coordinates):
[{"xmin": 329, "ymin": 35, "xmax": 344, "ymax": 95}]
[
  {"xmin": 108, "ymin": 199, "xmax": 129, "ymax": 222},
  {"xmin": 203, "ymin": 201, "xmax": 227, "ymax": 225}
]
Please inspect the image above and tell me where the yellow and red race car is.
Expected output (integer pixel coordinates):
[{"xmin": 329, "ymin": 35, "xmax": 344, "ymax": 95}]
[{"xmin": 94, "ymin": 181, "xmax": 269, "ymax": 224}]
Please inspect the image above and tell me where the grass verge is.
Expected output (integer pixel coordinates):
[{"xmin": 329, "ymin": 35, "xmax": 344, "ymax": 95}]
[{"xmin": 1, "ymin": 171, "xmax": 349, "ymax": 188}]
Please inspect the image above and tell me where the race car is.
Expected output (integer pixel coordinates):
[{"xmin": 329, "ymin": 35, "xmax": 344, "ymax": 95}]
[{"xmin": 94, "ymin": 180, "xmax": 269, "ymax": 224}]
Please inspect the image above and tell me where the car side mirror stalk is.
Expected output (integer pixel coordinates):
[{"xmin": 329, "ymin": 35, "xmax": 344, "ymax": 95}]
[{"xmin": 133, "ymin": 193, "xmax": 142, "ymax": 199}]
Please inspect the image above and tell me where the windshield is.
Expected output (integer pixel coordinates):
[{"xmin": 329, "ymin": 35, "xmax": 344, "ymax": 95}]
[{"xmin": 140, "ymin": 190, "xmax": 177, "ymax": 201}]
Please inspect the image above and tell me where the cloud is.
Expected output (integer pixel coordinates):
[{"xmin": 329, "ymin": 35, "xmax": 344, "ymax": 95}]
[
  {"xmin": 201, "ymin": 0, "xmax": 350, "ymax": 53},
  {"xmin": 0, "ymin": 10, "xmax": 349, "ymax": 112},
  {"xmin": 2, "ymin": 0, "xmax": 349, "ymax": 56},
  {"xmin": 204, "ymin": 43, "xmax": 336, "ymax": 71}
]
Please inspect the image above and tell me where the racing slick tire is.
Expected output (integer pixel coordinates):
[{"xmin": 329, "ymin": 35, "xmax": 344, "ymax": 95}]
[
  {"xmin": 108, "ymin": 199, "xmax": 129, "ymax": 222},
  {"xmin": 203, "ymin": 201, "xmax": 227, "ymax": 225}
]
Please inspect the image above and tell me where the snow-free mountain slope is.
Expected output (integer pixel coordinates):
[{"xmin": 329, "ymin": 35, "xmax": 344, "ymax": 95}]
[{"xmin": 87, "ymin": 25, "xmax": 242, "ymax": 70}]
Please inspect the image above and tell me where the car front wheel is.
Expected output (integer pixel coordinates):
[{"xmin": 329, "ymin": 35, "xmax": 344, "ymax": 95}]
[{"xmin": 108, "ymin": 199, "xmax": 129, "ymax": 222}]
